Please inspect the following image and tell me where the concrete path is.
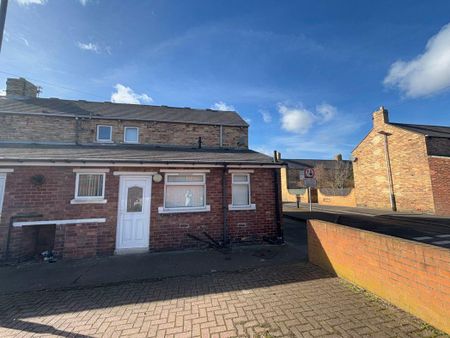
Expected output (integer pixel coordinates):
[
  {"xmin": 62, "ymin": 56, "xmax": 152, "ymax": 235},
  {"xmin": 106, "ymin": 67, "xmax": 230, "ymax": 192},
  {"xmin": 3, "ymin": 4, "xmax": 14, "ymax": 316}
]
[
  {"xmin": 285, "ymin": 203, "xmax": 450, "ymax": 249},
  {"xmin": 0, "ymin": 218, "xmax": 306, "ymax": 294}
]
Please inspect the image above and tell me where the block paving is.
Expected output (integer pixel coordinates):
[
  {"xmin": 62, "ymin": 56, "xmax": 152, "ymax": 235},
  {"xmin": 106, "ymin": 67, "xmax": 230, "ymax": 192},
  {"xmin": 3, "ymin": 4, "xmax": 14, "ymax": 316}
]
[{"xmin": 0, "ymin": 262, "xmax": 445, "ymax": 337}]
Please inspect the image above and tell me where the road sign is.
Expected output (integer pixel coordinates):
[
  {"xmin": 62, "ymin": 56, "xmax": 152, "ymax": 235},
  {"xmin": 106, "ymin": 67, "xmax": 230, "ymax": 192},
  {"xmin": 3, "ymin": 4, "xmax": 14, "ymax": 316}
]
[
  {"xmin": 304, "ymin": 168, "xmax": 315, "ymax": 178},
  {"xmin": 304, "ymin": 178, "xmax": 317, "ymax": 188}
]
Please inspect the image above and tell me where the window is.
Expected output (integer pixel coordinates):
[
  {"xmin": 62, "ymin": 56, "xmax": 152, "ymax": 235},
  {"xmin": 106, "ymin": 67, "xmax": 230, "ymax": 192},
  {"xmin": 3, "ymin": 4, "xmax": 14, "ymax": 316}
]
[
  {"xmin": 96, "ymin": 125, "xmax": 112, "ymax": 142},
  {"xmin": 0, "ymin": 175, "xmax": 5, "ymax": 217},
  {"xmin": 72, "ymin": 172, "xmax": 107, "ymax": 204},
  {"xmin": 229, "ymin": 173, "xmax": 255, "ymax": 210},
  {"xmin": 159, "ymin": 173, "xmax": 210, "ymax": 213},
  {"xmin": 124, "ymin": 127, "xmax": 139, "ymax": 143}
]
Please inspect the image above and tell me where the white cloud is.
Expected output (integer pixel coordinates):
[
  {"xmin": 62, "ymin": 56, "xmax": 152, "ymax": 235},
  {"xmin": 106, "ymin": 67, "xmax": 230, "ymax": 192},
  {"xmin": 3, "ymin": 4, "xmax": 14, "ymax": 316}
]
[
  {"xmin": 15, "ymin": 0, "xmax": 46, "ymax": 5},
  {"xmin": 316, "ymin": 103, "xmax": 336, "ymax": 123},
  {"xmin": 384, "ymin": 23, "xmax": 450, "ymax": 98},
  {"xmin": 278, "ymin": 105, "xmax": 316, "ymax": 134},
  {"xmin": 260, "ymin": 110, "xmax": 272, "ymax": 123},
  {"xmin": 278, "ymin": 102, "xmax": 337, "ymax": 134},
  {"xmin": 211, "ymin": 101, "xmax": 235, "ymax": 111},
  {"xmin": 111, "ymin": 84, "xmax": 153, "ymax": 104},
  {"xmin": 0, "ymin": 89, "xmax": 6, "ymax": 96},
  {"xmin": 77, "ymin": 42, "xmax": 100, "ymax": 53},
  {"xmin": 20, "ymin": 37, "xmax": 29, "ymax": 47},
  {"xmin": 79, "ymin": 0, "xmax": 90, "ymax": 5}
]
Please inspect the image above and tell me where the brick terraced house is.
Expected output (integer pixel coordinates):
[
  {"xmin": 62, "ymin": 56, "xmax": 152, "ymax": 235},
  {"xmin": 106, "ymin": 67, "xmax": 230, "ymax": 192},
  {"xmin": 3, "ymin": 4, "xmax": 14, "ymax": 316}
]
[
  {"xmin": 0, "ymin": 78, "xmax": 282, "ymax": 262},
  {"xmin": 352, "ymin": 106, "xmax": 450, "ymax": 215}
]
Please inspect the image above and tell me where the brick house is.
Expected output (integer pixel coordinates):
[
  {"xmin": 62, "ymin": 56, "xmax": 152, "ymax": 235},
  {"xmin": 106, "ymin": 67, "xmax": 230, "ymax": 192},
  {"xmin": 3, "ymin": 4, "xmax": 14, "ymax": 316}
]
[
  {"xmin": 352, "ymin": 106, "xmax": 450, "ymax": 215},
  {"xmin": 0, "ymin": 78, "xmax": 282, "ymax": 262}
]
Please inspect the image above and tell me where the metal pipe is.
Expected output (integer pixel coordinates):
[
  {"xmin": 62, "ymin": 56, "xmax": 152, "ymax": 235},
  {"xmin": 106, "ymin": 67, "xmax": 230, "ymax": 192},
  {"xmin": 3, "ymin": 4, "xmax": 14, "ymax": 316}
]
[
  {"xmin": 222, "ymin": 164, "xmax": 229, "ymax": 246},
  {"xmin": 379, "ymin": 131, "xmax": 396, "ymax": 211}
]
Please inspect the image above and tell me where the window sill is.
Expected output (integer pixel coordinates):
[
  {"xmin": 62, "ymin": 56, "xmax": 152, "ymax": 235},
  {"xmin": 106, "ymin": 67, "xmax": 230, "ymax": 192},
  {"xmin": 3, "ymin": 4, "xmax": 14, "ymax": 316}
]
[
  {"xmin": 228, "ymin": 204, "xmax": 256, "ymax": 211},
  {"xmin": 158, "ymin": 205, "xmax": 211, "ymax": 214},
  {"xmin": 70, "ymin": 199, "xmax": 107, "ymax": 204}
]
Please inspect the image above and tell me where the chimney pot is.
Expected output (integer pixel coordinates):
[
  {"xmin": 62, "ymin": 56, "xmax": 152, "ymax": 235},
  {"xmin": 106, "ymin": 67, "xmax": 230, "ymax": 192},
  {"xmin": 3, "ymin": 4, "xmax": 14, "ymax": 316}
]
[{"xmin": 335, "ymin": 154, "xmax": 343, "ymax": 161}]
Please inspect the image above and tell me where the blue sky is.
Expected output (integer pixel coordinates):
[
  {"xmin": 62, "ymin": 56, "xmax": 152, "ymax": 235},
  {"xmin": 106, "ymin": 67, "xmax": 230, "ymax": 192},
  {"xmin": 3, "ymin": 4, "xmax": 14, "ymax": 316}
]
[{"xmin": 2, "ymin": 0, "xmax": 450, "ymax": 159}]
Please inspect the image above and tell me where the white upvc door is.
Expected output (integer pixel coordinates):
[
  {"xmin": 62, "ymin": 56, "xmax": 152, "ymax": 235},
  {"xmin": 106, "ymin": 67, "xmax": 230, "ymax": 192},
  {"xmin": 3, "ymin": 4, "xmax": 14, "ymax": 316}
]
[
  {"xmin": 116, "ymin": 176, "xmax": 152, "ymax": 253},
  {"xmin": 0, "ymin": 175, "xmax": 5, "ymax": 220}
]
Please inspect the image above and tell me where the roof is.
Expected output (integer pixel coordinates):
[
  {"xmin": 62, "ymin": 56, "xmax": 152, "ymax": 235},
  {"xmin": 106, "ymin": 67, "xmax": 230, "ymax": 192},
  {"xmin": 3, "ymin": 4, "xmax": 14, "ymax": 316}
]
[
  {"xmin": 0, "ymin": 96, "xmax": 248, "ymax": 127},
  {"xmin": 284, "ymin": 159, "xmax": 352, "ymax": 169},
  {"xmin": 390, "ymin": 123, "xmax": 450, "ymax": 138},
  {"xmin": 0, "ymin": 143, "xmax": 276, "ymax": 165}
]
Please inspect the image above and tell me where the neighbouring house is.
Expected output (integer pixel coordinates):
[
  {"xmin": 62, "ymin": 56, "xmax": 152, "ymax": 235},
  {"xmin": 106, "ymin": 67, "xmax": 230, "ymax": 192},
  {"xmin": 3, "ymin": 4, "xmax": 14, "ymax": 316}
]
[
  {"xmin": 0, "ymin": 78, "xmax": 282, "ymax": 262},
  {"xmin": 352, "ymin": 106, "xmax": 450, "ymax": 215},
  {"xmin": 281, "ymin": 156, "xmax": 356, "ymax": 207}
]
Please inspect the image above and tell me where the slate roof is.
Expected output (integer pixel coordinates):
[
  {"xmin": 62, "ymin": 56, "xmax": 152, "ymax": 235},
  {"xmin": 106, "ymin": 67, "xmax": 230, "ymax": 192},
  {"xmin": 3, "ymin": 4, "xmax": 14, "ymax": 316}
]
[
  {"xmin": 0, "ymin": 96, "xmax": 248, "ymax": 127},
  {"xmin": 0, "ymin": 144, "xmax": 275, "ymax": 165},
  {"xmin": 390, "ymin": 123, "xmax": 450, "ymax": 138},
  {"xmin": 284, "ymin": 159, "xmax": 352, "ymax": 169}
]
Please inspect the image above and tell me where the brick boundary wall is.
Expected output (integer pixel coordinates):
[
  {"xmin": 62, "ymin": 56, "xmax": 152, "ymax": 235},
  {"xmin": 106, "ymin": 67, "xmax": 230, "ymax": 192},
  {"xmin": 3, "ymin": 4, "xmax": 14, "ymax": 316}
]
[{"xmin": 307, "ymin": 219, "xmax": 450, "ymax": 334}]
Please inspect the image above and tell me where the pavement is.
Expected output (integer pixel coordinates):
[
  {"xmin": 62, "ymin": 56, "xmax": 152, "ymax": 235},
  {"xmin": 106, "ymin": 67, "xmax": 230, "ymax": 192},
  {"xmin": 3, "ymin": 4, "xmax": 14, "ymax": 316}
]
[
  {"xmin": 284, "ymin": 203, "xmax": 450, "ymax": 249},
  {"xmin": 0, "ymin": 218, "xmax": 307, "ymax": 295},
  {"xmin": 0, "ymin": 217, "xmax": 446, "ymax": 337}
]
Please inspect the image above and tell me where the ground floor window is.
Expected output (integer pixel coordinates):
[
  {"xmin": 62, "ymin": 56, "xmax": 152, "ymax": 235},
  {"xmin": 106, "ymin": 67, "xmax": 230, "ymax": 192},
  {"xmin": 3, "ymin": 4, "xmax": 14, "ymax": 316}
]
[
  {"xmin": 0, "ymin": 174, "xmax": 6, "ymax": 216},
  {"xmin": 71, "ymin": 169, "xmax": 108, "ymax": 204},
  {"xmin": 229, "ymin": 172, "xmax": 256, "ymax": 210},
  {"xmin": 160, "ymin": 173, "xmax": 210, "ymax": 213}
]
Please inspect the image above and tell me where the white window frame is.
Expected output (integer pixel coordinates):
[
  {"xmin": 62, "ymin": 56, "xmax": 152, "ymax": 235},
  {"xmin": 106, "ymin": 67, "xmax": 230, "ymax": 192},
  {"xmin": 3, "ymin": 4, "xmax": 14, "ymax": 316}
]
[
  {"xmin": 0, "ymin": 174, "xmax": 6, "ymax": 219},
  {"xmin": 71, "ymin": 172, "xmax": 107, "ymax": 204},
  {"xmin": 96, "ymin": 125, "xmax": 113, "ymax": 143},
  {"xmin": 229, "ymin": 173, "xmax": 256, "ymax": 210},
  {"xmin": 124, "ymin": 126, "xmax": 139, "ymax": 144},
  {"xmin": 158, "ymin": 172, "xmax": 210, "ymax": 214}
]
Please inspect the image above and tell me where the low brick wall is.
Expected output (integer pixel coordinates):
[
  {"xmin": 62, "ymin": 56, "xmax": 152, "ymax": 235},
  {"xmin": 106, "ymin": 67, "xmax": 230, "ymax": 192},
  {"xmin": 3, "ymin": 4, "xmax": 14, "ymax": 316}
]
[{"xmin": 307, "ymin": 219, "xmax": 450, "ymax": 334}]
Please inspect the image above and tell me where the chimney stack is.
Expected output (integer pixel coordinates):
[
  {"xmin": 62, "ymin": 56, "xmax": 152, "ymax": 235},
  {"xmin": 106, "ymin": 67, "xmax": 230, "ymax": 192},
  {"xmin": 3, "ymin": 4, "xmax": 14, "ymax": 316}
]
[
  {"xmin": 6, "ymin": 78, "xmax": 39, "ymax": 98},
  {"xmin": 334, "ymin": 154, "xmax": 343, "ymax": 161},
  {"xmin": 372, "ymin": 106, "xmax": 389, "ymax": 128}
]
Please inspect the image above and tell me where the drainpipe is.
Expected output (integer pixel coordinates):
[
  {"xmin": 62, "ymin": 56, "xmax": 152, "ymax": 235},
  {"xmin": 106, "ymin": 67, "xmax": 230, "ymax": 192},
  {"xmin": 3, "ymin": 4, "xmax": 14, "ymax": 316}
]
[
  {"xmin": 379, "ymin": 131, "xmax": 397, "ymax": 211},
  {"xmin": 219, "ymin": 125, "xmax": 223, "ymax": 147},
  {"xmin": 222, "ymin": 164, "xmax": 229, "ymax": 247},
  {"xmin": 273, "ymin": 151, "xmax": 283, "ymax": 241}
]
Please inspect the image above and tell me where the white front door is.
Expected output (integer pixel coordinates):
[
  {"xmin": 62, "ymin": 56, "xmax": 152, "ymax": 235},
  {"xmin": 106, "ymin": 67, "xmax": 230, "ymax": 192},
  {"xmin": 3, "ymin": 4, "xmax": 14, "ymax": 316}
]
[{"xmin": 116, "ymin": 176, "xmax": 152, "ymax": 253}]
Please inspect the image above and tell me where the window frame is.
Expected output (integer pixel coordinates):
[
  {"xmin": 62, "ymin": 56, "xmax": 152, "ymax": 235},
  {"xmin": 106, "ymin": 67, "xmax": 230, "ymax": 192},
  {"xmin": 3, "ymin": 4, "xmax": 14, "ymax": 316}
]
[
  {"xmin": 124, "ymin": 126, "xmax": 139, "ymax": 144},
  {"xmin": 72, "ymin": 172, "xmax": 107, "ymax": 203},
  {"xmin": 159, "ymin": 172, "xmax": 210, "ymax": 213},
  {"xmin": 229, "ymin": 173, "xmax": 256, "ymax": 210},
  {"xmin": 96, "ymin": 125, "xmax": 113, "ymax": 143},
  {"xmin": 0, "ymin": 174, "xmax": 6, "ymax": 218}
]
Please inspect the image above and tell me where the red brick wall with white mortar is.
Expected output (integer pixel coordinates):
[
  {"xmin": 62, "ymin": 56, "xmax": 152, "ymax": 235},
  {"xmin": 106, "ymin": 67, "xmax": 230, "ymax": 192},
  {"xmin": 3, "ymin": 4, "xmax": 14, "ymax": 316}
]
[{"xmin": 0, "ymin": 166, "xmax": 279, "ymax": 260}]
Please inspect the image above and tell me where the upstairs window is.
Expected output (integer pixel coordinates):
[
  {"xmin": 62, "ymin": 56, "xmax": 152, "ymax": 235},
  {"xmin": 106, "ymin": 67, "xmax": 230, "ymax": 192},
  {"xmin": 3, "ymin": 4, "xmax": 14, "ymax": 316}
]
[
  {"xmin": 96, "ymin": 125, "xmax": 112, "ymax": 142},
  {"xmin": 124, "ymin": 127, "xmax": 139, "ymax": 144}
]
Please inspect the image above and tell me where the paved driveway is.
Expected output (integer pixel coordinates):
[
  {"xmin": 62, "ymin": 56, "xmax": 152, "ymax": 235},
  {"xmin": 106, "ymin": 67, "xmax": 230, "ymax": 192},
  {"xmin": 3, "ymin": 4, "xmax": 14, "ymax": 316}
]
[{"xmin": 0, "ymin": 262, "xmax": 443, "ymax": 337}]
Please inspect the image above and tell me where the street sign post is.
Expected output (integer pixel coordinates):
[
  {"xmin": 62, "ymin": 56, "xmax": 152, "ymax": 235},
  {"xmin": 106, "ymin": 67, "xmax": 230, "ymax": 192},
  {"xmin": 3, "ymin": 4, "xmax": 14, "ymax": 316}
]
[{"xmin": 303, "ymin": 168, "xmax": 316, "ymax": 212}]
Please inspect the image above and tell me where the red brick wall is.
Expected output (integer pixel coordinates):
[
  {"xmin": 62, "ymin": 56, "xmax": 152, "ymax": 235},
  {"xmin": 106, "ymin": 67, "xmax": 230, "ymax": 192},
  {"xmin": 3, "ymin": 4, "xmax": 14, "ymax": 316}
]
[
  {"xmin": 428, "ymin": 156, "xmax": 450, "ymax": 216},
  {"xmin": 0, "ymin": 166, "xmax": 279, "ymax": 260},
  {"xmin": 308, "ymin": 219, "xmax": 450, "ymax": 334}
]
